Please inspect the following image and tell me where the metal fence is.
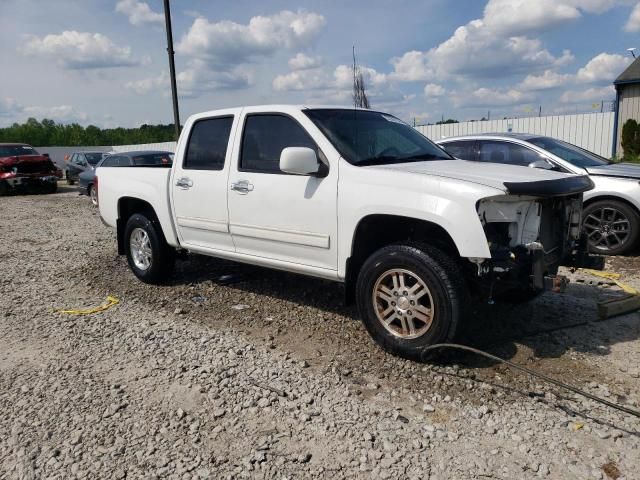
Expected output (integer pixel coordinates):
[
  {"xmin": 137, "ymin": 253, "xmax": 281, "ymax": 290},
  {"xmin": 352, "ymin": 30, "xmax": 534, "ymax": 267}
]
[{"xmin": 415, "ymin": 111, "xmax": 616, "ymax": 158}]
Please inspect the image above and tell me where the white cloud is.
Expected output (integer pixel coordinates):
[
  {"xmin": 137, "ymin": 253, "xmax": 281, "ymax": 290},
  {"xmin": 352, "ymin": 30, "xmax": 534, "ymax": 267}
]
[
  {"xmin": 115, "ymin": 0, "xmax": 163, "ymax": 26},
  {"xmin": 387, "ymin": 0, "xmax": 633, "ymax": 84},
  {"xmin": 288, "ymin": 53, "xmax": 322, "ymax": 70},
  {"xmin": 454, "ymin": 87, "xmax": 535, "ymax": 108},
  {"xmin": 559, "ymin": 85, "xmax": 615, "ymax": 103},
  {"xmin": 125, "ymin": 71, "xmax": 170, "ymax": 95},
  {"xmin": 482, "ymin": 0, "xmax": 580, "ymax": 36},
  {"xmin": 390, "ymin": 22, "xmax": 574, "ymax": 81},
  {"xmin": 0, "ymin": 97, "xmax": 88, "ymax": 124},
  {"xmin": 424, "ymin": 83, "xmax": 446, "ymax": 97},
  {"xmin": 177, "ymin": 60, "xmax": 252, "ymax": 98},
  {"xmin": 23, "ymin": 105, "xmax": 88, "ymax": 123},
  {"xmin": 625, "ymin": 3, "xmax": 640, "ymax": 31},
  {"xmin": 273, "ymin": 64, "xmax": 387, "ymax": 93},
  {"xmin": 22, "ymin": 31, "xmax": 138, "ymax": 69},
  {"xmin": 176, "ymin": 10, "xmax": 326, "ymax": 64},
  {"xmin": 576, "ymin": 52, "xmax": 631, "ymax": 83},
  {"xmin": 519, "ymin": 70, "xmax": 572, "ymax": 90}
]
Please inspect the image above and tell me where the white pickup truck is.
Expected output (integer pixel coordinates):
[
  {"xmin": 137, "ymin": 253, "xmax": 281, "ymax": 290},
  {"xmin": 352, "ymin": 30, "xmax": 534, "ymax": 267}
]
[{"xmin": 97, "ymin": 105, "xmax": 600, "ymax": 360}]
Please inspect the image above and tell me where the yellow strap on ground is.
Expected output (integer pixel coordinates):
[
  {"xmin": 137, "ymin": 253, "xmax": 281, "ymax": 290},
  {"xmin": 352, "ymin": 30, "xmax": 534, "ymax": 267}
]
[
  {"xmin": 54, "ymin": 295, "xmax": 120, "ymax": 315},
  {"xmin": 581, "ymin": 269, "xmax": 640, "ymax": 296}
]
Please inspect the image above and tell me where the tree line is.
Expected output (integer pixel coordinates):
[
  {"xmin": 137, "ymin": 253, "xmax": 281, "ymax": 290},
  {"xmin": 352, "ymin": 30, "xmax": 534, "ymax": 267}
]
[{"xmin": 0, "ymin": 118, "xmax": 178, "ymax": 147}]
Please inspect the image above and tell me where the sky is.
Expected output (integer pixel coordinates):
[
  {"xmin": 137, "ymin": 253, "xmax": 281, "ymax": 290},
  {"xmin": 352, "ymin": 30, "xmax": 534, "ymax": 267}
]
[{"xmin": 1, "ymin": 0, "xmax": 640, "ymax": 128}]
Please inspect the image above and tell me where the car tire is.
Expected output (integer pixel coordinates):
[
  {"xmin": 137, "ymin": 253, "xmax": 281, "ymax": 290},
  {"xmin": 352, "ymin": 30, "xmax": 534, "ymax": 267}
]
[
  {"xmin": 583, "ymin": 200, "xmax": 640, "ymax": 255},
  {"xmin": 88, "ymin": 185, "xmax": 98, "ymax": 206},
  {"xmin": 47, "ymin": 182, "xmax": 58, "ymax": 194},
  {"xmin": 356, "ymin": 242, "xmax": 467, "ymax": 361},
  {"xmin": 124, "ymin": 213, "xmax": 175, "ymax": 284}
]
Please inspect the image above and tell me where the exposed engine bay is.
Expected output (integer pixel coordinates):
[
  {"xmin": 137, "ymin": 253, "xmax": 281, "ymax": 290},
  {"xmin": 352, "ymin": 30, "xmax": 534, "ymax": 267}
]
[{"xmin": 471, "ymin": 194, "xmax": 600, "ymax": 297}]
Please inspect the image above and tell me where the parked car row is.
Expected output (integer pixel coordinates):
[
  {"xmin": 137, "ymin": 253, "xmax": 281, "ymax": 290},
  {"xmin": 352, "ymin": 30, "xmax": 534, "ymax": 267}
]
[{"xmin": 437, "ymin": 134, "xmax": 640, "ymax": 255}]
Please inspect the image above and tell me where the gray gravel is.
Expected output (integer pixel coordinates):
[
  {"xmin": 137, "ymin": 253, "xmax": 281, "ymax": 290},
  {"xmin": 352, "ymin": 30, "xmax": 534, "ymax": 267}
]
[{"xmin": 1, "ymin": 185, "xmax": 639, "ymax": 479}]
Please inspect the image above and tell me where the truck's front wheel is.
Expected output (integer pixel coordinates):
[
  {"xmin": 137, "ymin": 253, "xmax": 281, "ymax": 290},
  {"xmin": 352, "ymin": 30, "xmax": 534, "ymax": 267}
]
[
  {"xmin": 124, "ymin": 213, "xmax": 174, "ymax": 284},
  {"xmin": 356, "ymin": 243, "xmax": 466, "ymax": 361}
]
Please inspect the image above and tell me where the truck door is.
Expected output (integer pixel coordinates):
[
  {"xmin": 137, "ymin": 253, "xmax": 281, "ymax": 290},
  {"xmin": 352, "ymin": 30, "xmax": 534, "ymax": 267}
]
[
  {"xmin": 170, "ymin": 113, "xmax": 238, "ymax": 252},
  {"xmin": 227, "ymin": 112, "xmax": 338, "ymax": 274}
]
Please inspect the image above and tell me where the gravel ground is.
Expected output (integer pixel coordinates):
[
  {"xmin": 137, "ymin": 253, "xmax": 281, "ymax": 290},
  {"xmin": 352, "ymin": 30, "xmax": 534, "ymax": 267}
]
[{"xmin": 1, "ymin": 186, "xmax": 640, "ymax": 480}]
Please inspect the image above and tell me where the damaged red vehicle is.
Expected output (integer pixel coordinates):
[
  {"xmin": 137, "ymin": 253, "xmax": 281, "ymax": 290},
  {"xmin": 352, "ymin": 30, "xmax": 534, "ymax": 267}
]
[{"xmin": 0, "ymin": 143, "xmax": 62, "ymax": 195}]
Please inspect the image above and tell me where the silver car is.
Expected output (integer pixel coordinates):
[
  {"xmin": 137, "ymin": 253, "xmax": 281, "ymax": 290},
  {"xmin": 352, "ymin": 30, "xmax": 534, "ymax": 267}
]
[{"xmin": 437, "ymin": 133, "xmax": 640, "ymax": 255}]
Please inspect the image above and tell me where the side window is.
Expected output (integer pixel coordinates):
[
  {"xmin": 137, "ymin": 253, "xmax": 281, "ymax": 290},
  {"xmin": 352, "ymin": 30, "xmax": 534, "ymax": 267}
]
[
  {"xmin": 117, "ymin": 156, "xmax": 131, "ymax": 167},
  {"xmin": 101, "ymin": 156, "xmax": 117, "ymax": 167},
  {"xmin": 478, "ymin": 141, "xmax": 539, "ymax": 167},
  {"xmin": 240, "ymin": 114, "xmax": 316, "ymax": 173},
  {"xmin": 441, "ymin": 141, "xmax": 476, "ymax": 160},
  {"xmin": 70, "ymin": 153, "xmax": 78, "ymax": 164},
  {"xmin": 184, "ymin": 116, "xmax": 233, "ymax": 171}
]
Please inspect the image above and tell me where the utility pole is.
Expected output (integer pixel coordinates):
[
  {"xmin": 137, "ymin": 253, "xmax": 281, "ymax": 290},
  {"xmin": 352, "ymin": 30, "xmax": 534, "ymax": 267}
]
[{"xmin": 163, "ymin": 0, "xmax": 180, "ymax": 140}]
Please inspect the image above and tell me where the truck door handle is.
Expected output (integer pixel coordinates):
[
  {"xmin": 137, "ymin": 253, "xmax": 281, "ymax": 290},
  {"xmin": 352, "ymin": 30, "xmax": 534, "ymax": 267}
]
[
  {"xmin": 230, "ymin": 180, "xmax": 254, "ymax": 194},
  {"xmin": 175, "ymin": 177, "xmax": 193, "ymax": 189}
]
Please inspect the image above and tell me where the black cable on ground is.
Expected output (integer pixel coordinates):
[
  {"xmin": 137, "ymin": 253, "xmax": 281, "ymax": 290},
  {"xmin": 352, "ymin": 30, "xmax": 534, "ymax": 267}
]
[{"xmin": 422, "ymin": 343, "xmax": 640, "ymax": 419}]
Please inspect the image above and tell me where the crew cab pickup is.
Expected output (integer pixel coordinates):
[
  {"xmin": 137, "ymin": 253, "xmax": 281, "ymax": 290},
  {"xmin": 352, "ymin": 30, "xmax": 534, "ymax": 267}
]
[{"xmin": 98, "ymin": 105, "xmax": 599, "ymax": 360}]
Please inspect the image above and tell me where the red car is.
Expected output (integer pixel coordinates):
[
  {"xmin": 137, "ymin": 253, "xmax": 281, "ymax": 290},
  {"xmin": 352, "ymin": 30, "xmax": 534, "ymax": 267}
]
[{"xmin": 0, "ymin": 143, "xmax": 62, "ymax": 195}]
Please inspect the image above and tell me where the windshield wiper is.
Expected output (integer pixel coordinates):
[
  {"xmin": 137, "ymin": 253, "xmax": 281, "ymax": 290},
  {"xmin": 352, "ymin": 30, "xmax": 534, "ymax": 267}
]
[
  {"xmin": 356, "ymin": 155, "xmax": 402, "ymax": 166},
  {"xmin": 356, "ymin": 152, "xmax": 451, "ymax": 167},
  {"xmin": 399, "ymin": 153, "xmax": 450, "ymax": 161}
]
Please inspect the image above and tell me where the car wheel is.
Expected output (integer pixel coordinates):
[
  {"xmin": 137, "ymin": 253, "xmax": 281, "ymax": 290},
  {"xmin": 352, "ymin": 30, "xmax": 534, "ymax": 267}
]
[
  {"xmin": 88, "ymin": 185, "xmax": 98, "ymax": 206},
  {"xmin": 356, "ymin": 243, "xmax": 467, "ymax": 361},
  {"xmin": 583, "ymin": 200, "xmax": 640, "ymax": 255},
  {"xmin": 47, "ymin": 182, "xmax": 58, "ymax": 194},
  {"xmin": 124, "ymin": 213, "xmax": 175, "ymax": 284}
]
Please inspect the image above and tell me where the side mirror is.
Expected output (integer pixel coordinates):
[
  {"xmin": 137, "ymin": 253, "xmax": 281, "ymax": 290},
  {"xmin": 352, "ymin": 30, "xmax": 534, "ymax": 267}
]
[
  {"xmin": 280, "ymin": 147, "xmax": 322, "ymax": 176},
  {"xmin": 528, "ymin": 158, "xmax": 554, "ymax": 170}
]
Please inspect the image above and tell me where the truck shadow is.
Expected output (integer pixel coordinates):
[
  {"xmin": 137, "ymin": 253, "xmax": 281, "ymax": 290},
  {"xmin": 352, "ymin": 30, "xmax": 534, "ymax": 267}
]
[{"xmin": 171, "ymin": 254, "xmax": 640, "ymax": 368}]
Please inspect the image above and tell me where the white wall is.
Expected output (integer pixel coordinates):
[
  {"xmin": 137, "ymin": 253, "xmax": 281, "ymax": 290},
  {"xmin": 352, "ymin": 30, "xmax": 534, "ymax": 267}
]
[
  {"xmin": 111, "ymin": 141, "xmax": 177, "ymax": 153},
  {"xmin": 416, "ymin": 112, "xmax": 615, "ymax": 158}
]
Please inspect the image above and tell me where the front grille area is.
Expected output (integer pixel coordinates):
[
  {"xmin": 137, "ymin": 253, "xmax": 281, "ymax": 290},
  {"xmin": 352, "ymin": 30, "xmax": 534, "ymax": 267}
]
[{"xmin": 15, "ymin": 161, "xmax": 55, "ymax": 174}]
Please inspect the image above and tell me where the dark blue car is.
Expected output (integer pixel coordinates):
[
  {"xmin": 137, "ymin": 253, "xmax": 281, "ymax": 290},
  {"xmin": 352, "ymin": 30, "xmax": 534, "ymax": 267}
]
[{"xmin": 79, "ymin": 150, "xmax": 173, "ymax": 206}]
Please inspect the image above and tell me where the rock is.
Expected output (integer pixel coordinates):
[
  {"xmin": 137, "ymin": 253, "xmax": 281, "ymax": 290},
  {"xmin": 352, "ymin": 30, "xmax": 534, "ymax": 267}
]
[{"xmin": 422, "ymin": 404, "xmax": 435, "ymax": 413}]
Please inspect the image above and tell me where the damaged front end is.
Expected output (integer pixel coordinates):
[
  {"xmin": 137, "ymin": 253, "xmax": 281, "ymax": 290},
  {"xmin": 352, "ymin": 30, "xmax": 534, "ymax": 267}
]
[
  {"xmin": 471, "ymin": 175, "xmax": 603, "ymax": 300},
  {"xmin": 0, "ymin": 155, "xmax": 61, "ymax": 194}
]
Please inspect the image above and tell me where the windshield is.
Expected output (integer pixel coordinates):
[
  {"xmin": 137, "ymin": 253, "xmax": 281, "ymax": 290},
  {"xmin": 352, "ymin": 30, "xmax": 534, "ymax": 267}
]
[
  {"xmin": 528, "ymin": 137, "xmax": 610, "ymax": 168},
  {"xmin": 0, "ymin": 145, "xmax": 38, "ymax": 157},
  {"xmin": 85, "ymin": 153, "xmax": 104, "ymax": 165},
  {"xmin": 304, "ymin": 109, "xmax": 452, "ymax": 166}
]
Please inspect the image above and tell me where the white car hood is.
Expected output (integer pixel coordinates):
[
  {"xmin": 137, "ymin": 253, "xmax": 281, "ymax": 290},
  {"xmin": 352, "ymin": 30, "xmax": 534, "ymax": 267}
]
[{"xmin": 368, "ymin": 160, "xmax": 575, "ymax": 191}]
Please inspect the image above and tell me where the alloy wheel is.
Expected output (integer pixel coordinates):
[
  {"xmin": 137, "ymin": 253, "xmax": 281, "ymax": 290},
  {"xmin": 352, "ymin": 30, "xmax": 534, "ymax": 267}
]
[{"xmin": 372, "ymin": 268, "xmax": 435, "ymax": 339}]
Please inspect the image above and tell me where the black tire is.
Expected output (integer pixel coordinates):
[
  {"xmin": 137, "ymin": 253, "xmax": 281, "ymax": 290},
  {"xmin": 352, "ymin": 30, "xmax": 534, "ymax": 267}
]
[
  {"xmin": 124, "ymin": 213, "xmax": 175, "ymax": 284},
  {"xmin": 583, "ymin": 200, "xmax": 640, "ymax": 255},
  {"xmin": 47, "ymin": 182, "xmax": 58, "ymax": 194},
  {"xmin": 88, "ymin": 185, "xmax": 98, "ymax": 206},
  {"xmin": 356, "ymin": 243, "xmax": 467, "ymax": 361}
]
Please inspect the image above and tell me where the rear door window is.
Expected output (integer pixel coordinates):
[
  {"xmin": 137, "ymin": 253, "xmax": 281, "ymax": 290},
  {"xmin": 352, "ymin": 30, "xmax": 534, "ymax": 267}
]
[
  {"xmin": 478, "ymin": 141, "xmax": 539, "ymax": 167},
  {"xmin": 184, "ymin": 116, "xmax": 233, "ymax": 171},
  {"xmin": 240, "ymin": 114, "xmax": 316, "ymax": 173},
  {"xmin": 441, "ymin": 141, "xmax": 476, "ymax": 160}
]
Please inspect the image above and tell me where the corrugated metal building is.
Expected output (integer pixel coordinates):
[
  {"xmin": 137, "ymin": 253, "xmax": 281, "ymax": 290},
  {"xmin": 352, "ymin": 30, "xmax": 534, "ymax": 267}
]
[{"xmin": 613, "ymin": 58, "xmax": 640, "ymax": 157}]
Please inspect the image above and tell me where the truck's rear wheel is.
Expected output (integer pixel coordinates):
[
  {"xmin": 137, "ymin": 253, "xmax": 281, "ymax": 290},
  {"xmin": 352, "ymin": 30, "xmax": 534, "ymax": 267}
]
[
  {"xmin": 356, "ymin": 243, "xmax": 466, "ymax": 361},
  {"xmin": 124, "ymin": 213, "xmax": 174, "ymax": 284}
]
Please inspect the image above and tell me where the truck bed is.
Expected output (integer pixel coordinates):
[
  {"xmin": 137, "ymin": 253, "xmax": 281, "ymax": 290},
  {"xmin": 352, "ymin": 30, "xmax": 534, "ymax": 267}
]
[{"xmin": 97, "ymin": 166, "xmax": 179, "ymax": 247}]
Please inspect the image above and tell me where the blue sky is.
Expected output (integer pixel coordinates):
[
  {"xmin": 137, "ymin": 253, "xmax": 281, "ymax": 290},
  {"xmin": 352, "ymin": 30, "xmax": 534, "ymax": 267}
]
[{"xmin": 1, "ymin": 0, "xmax": 639, "ymax": 128}]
